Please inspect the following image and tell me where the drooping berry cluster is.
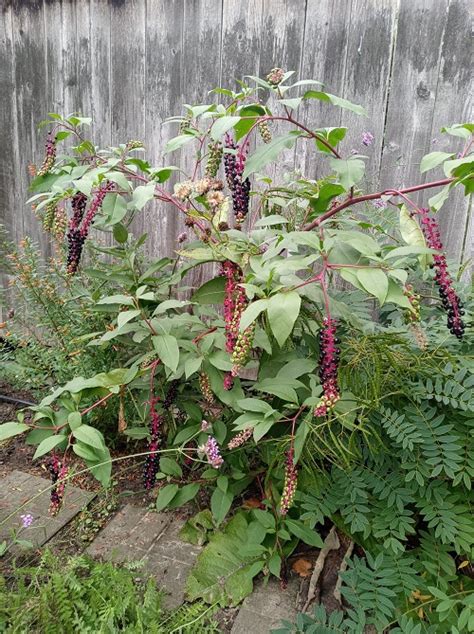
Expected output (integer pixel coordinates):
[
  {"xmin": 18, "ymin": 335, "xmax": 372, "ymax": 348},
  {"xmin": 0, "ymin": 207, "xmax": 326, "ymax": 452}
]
[
  {"xmin": 143, "ymin": 396, "xmax": 163, "ymax": 490},
  {"xmin": 205, "ymin": 141, "xmax": 223, "ymax": 178},
  {"xmin": 66, "ymin": 183, "xmax": 113, "ymax": 274},
  {"xmin": 48, "ymin": 456, "xmax": 68, "ymax": 516},
  {"xmin": 224, "ymin": 134, "xmax": 251, "ymax": 225},
  {"xmin": 258, "ymin": 120, "xmax": 272, "ymax": 144},
  {"xmin": 403, "ymin": 284, "xmax": 427, "ymax": 349},
  {"xmin": 314, "ymin": 318, "xmax": 340, "ymax": 417},
  {"xmin": 203, "ymin": 436, "xmax": 224, "ymax": 469},
  {"xmin": 418, "ymin": 209, "xmax": 465, "ymax": 339},
  {"xmin": 280, "ymin": 448, "xmax": 298, "ymax": 515},
  {"xmin": 199, "ymin": 372, "xmax": 215, "ymax": 404},
  {"xmin": 163, "ymin": 379, "xmax": 179, "ymax": 408},
  {"xmin": 227, "ymin": 427, "xmax": 253, "ymax": 450},
  {"xmin": 38, "ymin": 133, "xmax": 57, "ymax": 177},
  {"xmin": 222, "ymin": 260, "xmax": 247, "ymax": 353},
  {"xmin": 231, "ymin": 323, "xmax": 255, "ymax": 377}
]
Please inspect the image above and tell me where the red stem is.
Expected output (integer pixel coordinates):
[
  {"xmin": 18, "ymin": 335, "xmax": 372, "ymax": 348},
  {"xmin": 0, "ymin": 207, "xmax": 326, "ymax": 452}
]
[{"xmin": 304, "ymin": 177, "xmax": 455, "ymax": 230}]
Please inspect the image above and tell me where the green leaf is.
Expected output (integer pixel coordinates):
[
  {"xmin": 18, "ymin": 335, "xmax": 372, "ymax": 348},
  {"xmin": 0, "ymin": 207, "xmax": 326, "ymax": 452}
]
[
  {"xmin": 72, "ymin": 425, "xmax": 106, "ymax": 451},
  {"xmin": 159, "ymin": 457, "xmax": 183, "ymax": 478},
  {"xmin": 254, "ymin": 379, "xmax": 298, "ymax": 403},
  {"xmin": 102, "ymin": 193, "xmax": 128, "ymax": 224},
  {"xmin": 310, "ymin": 183, "xmax": 345, "ymax": 214},
  {"xmin": 185, "ymin": 356, "xmax": 203, "ymax": 378},
  {"xmin": 73, "ymin": 441, "xmax": 104, "ymax": 462},
  {"xmin": 267, "ymin": 291, "xmax": 301, "ymax": 347},
  {"xmin": 420, "ymin": 151, "xmax": 454, "ymax": 173},
  {"xmin": 117, "ymin": 309, "xmax": 141, "ymax": 329},
  {"xmin": 303, "ymin": 90, "xmax": 366, "ymax": 115},
  {"xmin": 329, "ymin": 157, "xmax": 366, "ymax": 190},
  {"xmin": 239, "ymin": 299, "xmax": 269, "ymax": 332},
  {"xmin": 152, "ymin": 334, "xmax": 180, "ymax": 372},
  {"xmin": 315, "ymin": 127, "xmax": 347, "ymax": 153},
  {"xmin": 429, "ymin": 184, "xmax": 451, "ymax": 212},
  {"xmin": 186, "ymin": 513, "xmax": 263, "ymax": 605},
  {"xmin": 384, "ymin": 245, "xmax": 435, "ymax": 259},
  {"xmin": 192, "ymin": 276, "xmax": 226, "ymax": 304},
  {"xmin": 234, "ymin": 105, "xmax": 266, "ymax": 140},
  {"xmin": 441, "ymin": 123, "xmax": 474, "ymax": 139},
  {"xmin": 156, "ymin": 484, "xmax": 179, "ymax": 511},
  {"xmin": 443, "ymin": 156, "xmax": 474, "ymax": 178},
  {"xmin": 0, "ymin": 422, "xmax": 29, "ymax": 441},
  {"xmin": 113, "ymin": 223, "xmax": 128, "ymax": 244},
  {"xmin": 210, "ymin": 116, "xmax": 240, "ymax": 141},
  {"xmin": 33, "ymin": 434, "xmax": 66, "ymax": 459},
  {"xmin": 132, "ymin": 182, "xmax": 156, "ymax": 210},
  {"xmin": 253, "ymin": 418, "xmax": 277, "ymax": 442},
  {"xmin": 399, "ymin": 204, "xmax": 429, "ymax": 268},
  {"xmin": 384, "ymin": 280, "xmax": 413, "ymax": 310},
  {"xmin": 86, "ymin": 451, "xmax": 112, "ymax": 487},
  {"xmin": 242, "ymin": 133, "xmax": 299, "ymax": 179},
  {"xmin": 356, "ymin": 268, "xmax": 388, "ymax": 305},
  {"xmin": 164, "ymin": 134, "xmax": 196, "ymax": 154},
  {"xmin": 285, "ymin": 519, "xmax": 324, "ymax": 548},
  {"xmin": 278, "ymin": 97, "xmax": 303, "ymax": 110},
  {"xmin": 237, "ymin": 398, "xmax": 273, "ymax": 414},
  {"xmin": 211, "ymin": 488, "xmax": 234, "ymax": 525},
  {"xmin": 97, "ymin": 294, "xmax": 134, "ymax": 306},
  {"xmin": 168, "ymin": 482, "xmax": 200, "ymax": 508},
  {"xmin": 268, "ymin": 552, "xmax": 282, "ymax": 577}
]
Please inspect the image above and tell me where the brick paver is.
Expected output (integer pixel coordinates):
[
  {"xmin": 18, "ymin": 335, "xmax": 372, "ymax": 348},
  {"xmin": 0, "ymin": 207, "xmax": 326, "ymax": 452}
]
[
  {"xmin": 0, "ymin": 469, "xmax": 94, "ymax": 547},
  {"xmin": 86, "ymin": 504, "xmax": 202, "ymax": 609}
]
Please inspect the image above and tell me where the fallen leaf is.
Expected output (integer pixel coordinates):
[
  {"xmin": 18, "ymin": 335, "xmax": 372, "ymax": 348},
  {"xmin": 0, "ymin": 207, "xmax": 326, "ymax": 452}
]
[
  {"xmin": 242, "ymin": 498, "xmax": 262, "ymax": 509},
  {"xmin": 292, "ymin": 558, "xmax": 313, "ymax": 577}
]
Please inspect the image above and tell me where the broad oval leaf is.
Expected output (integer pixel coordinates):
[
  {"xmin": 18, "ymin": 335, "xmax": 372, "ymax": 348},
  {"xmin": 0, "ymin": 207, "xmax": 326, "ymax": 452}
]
[
  {"xmin": 242, "ymin": 133, "xmax": 300, "ymax": 179},
  {"xmin": 267, "ymin": 291, "xmax": 301, "ymax": 347},
  {"xmin": 356, "ymin": 268, "xmax": 389, "ymax": 305}
]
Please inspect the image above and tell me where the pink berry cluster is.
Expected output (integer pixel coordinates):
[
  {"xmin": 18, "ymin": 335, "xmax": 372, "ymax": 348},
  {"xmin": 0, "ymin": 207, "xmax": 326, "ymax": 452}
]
[
  {"xmin": 418, "ymin": 209, "xmax": 465, "ymax": 339},
  {"xmin": 48, "ymin": 455, "xmax": 68, "ymax": 516},
  {"xmin": 204, "ymin": 436, "xmax": 224, "ymax": 469},
  {"xmin": 280, "ymin": 448, "xmax": 298, "ymax": 515},
  {"xmin": 224, "ymin": 133, "xmax": 250, "ymax": 225},
  {"xmin": 222, "ymin": 261, "xmax": 247, "ymax": 353},
  {"xmin": 222, "ymin": 260, "xmax": 254, "ymax": 388},
  {"xmin": 38, "ymin": 133, "xmax": 57, "ymax": 177},
  {"xmin": 314, "ymin": 318, "xmax": 340, "ymax": 417},
  {"xmin": 66, "ymin": 183, "xmax": 114, "ymax": 274},
  {"xmin": 143, "ymin": 396, "xmax": 163, "ymax": 490},
  {"xmin": 227, "ymin": 427, "xmax": 253, "ymax": 450}
]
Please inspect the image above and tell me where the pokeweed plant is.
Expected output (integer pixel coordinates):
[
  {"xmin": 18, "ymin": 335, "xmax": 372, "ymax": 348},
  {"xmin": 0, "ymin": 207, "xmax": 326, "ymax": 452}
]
[{"xmin": 0, "ymin": 70, "xmax": 472, "ymax": 624}]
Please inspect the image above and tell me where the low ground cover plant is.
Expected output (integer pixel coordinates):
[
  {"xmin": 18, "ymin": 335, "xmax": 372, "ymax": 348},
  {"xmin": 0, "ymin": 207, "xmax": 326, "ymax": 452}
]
[{"xmin": 1, "ymin": 69, "xmax": 472, "ymax": 631}]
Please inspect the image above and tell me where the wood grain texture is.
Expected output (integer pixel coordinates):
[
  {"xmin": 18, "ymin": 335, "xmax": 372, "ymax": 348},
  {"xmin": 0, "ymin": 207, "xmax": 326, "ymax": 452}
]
[{"xmin": 0, "ymin": 0, "xmax": 471, "ymax": 297}]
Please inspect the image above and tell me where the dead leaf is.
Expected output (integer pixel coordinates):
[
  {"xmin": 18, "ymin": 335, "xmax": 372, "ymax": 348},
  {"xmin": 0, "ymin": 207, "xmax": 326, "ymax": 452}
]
[
  {"xmin": 292, "ymin": 558, "xmax": 313, "ymax": 577},
  {"xmin": 242, "ymin": 497, "xmax": 262, "ymax": 509},
  {"xmin": 118, "ymin": 398, "xmax": 127, "ymax": 433}
]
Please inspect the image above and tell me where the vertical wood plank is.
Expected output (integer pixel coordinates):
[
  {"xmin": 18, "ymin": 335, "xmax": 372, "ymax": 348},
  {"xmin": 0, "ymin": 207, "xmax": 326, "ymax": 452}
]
[
  {"xmin": 426, "ymin": 0, "xmax": 472, "ymax": 263},
  {"xmin": 144, "ymin": 0, "xmax": 184, "ymax": 258},
  {"xmin": 339, "ymin": 0, "xmax": 400, "ymax": 189},
  {"xmin": 0, "ymin": 3, "xmax": 16, "ymax": 316},
  {"xmin": 379, "ymin": 0, "xmax": 449, "ymax": 191},
  {"xmin": 296, "ymin": 0, "xmax": 354, "ymax": 178},
  {"xmin": 10, "ymin": 0, "xmax": 50, "ymax": 256},
  {"xmin": 89, "ymin": 0, "xmax": 111, "ymax": 147}
]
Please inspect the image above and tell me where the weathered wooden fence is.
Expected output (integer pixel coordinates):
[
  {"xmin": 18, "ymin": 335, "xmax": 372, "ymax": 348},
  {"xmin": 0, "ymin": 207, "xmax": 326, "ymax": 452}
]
[{"xmin": 0, "ymin": 0, "xmax": 472, "ymax": 277}]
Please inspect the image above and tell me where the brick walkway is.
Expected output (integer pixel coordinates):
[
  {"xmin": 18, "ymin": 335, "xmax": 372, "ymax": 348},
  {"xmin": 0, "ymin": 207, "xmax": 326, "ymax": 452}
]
[{"xmin": 1, "ymin": 471, "xmax": 297, "ymax": 632}]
